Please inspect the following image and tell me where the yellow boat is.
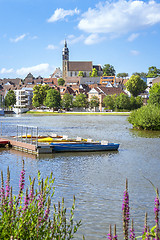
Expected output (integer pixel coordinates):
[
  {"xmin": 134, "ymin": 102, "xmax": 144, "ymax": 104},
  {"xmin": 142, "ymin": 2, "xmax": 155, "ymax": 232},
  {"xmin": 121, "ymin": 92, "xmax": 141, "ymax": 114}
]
[{"xmin": 38, "ymin": 137, "xmax": 88, "ymax": 143}]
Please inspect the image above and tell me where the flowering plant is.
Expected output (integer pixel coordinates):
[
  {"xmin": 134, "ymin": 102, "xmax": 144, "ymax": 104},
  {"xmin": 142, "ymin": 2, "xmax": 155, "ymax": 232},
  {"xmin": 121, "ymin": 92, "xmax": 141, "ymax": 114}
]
[
  {"xmin": 0, "ymin": 160, "xmax": 81, "ymax": 240},
  {"xmin": 108, "ymin": 179, "xmax": 160, "ymax": 240}
]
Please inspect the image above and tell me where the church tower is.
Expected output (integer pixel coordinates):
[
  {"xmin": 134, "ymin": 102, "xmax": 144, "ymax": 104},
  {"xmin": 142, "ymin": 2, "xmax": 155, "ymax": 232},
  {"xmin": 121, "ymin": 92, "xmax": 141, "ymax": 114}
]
[{"xmin": 62, "ymin": 40, "xmax": 69, "ymax": 79}]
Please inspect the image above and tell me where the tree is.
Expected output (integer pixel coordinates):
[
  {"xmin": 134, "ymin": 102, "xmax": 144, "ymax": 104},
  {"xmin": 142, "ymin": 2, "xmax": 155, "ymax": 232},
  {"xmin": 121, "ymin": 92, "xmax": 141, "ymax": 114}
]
[
  {"xmin": 4, "ymin": 90, "xmax": 16, "ymax": 108},
  {"xmin": 129, "ymin": 95, "xmax": 143, "ymax": 110},
  {"xmin": 102, "ymin": 64, "xmax": 116, "ymax": 76},
  {"xmin": 61, "ymin": 93, "xmax": 73, "ymax": 110},
  {"xmin": 117, "ymin": 73, "xmax": 128, "ymax": 78},
  {"xmin": 45, "ymin": 89, "xmax": 61, "ymax": 111},
  {"xmin": 148, "ymin": 83, "xmax": 160, "ymax": 107},
  {"xmin": 78, "ymin": 71, "xmax": 84, "ymax": 77},
  {"xmin": 115, "ymin": 93, "xmax": 130, "ymax": 110},
  {"xmin": 90, "ymin": 68, "xmax": 98, "ymax": 77},
  {"xmin": 147, "ymin": 66, "xmax": 160, "ymax": 78},
  {"xmin": 32, "ymin": 84, "xmax": 51, "ymax": 108},
  {"xmin": 58, "ymin": 78, "xmax": 65, "ymax": 86},
  {"xmin": 125, "ymin": 75, "xmax": 147, "ymax": 97},
  {"xmin": 132, "ymin": 72, "xmax": 147, "ymax": 78},
  {"xmin": 73, "ymin": 93, "xmax": 88, "ymax": 108},
  {"xmin": 89, "ymin": 96, "xmax": 99, "ymax": 109},
  {"xmin": 103, "ymin": 95, "xmax": 116, "ymax": 110}
]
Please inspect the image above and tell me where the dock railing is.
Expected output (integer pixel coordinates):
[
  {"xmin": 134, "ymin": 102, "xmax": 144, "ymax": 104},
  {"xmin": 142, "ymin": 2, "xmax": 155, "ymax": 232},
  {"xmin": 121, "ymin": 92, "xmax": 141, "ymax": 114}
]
[{"xmin": 1, "ymin": 121, "xmax": 39, "ymax": 147}]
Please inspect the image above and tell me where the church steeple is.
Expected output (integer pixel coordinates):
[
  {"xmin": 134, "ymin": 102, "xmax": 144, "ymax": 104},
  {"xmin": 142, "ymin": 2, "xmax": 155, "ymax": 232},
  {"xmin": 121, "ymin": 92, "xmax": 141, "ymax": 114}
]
[
  {"xmin": 62, "ymin": 40, "xmax": 69, "ymax": 79},
  {"xmin": 62, "ymin": 40, "xmax": 69, "ymax": 61}
]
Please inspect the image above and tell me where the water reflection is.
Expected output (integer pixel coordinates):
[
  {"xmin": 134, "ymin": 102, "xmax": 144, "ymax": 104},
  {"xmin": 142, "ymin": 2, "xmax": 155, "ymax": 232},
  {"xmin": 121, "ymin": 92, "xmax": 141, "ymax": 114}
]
[{"xmin": 130, "ymin": 129, "xmax": 160, "ymax": 138}]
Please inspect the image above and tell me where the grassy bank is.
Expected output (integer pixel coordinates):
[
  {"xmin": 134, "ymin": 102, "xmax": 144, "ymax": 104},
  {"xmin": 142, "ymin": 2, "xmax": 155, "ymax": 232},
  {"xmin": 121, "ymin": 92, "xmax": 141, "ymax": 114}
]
[{"xmin": 26, "ymin": 111, "xmax": 130, "ymax": 116}]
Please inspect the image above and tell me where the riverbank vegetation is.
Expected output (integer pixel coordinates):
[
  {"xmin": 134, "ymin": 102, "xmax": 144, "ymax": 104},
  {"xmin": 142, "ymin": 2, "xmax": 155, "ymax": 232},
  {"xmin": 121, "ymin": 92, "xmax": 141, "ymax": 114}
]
[
  {"xmin": 0, "ymin": 161, "xmax": 81, "ymax": 240},
  {"xmin": 128, "ymin": 83, "xmax": 160, "ymax": 130},
  {"xmin": 107, "ymin": 179, "xmax": 160, "ymax": 240}
]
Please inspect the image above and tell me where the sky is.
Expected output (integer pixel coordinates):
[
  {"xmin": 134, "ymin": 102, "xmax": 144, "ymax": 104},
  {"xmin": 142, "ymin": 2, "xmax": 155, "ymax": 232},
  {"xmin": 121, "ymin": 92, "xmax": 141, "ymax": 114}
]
[{"xmin": 0, "ymin": 0, "xmax": 160, "ymax": 79}]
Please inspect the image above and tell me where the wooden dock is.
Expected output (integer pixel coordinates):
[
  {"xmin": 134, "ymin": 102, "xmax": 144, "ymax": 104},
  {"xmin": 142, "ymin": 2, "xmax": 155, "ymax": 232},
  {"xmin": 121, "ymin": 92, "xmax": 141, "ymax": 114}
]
[
  {"xmin": 0, "ymin": 123, "xmax": 56, "ymax": 155},
  {"xmin": 0, "ymin": 136, "xmax": 54, "ymax": 155}
]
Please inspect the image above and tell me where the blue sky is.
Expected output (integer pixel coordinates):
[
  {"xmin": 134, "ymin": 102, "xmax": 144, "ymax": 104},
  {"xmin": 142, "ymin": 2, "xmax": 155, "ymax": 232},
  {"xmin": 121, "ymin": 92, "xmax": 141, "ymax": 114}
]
[{"xmin": 0, "ymin": 0, "xmax": 160, "ymax": 79}]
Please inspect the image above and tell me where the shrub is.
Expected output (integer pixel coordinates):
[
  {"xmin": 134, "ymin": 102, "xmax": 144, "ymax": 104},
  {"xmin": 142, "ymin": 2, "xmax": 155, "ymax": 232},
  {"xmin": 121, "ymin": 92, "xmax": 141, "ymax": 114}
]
[
  {"xmin": 0, "ymin": 161, "xmax": 81, "ymax": 240},
  {"xmin": 128, "ymin": 104, "xmax": 160, "ymax": 130}
]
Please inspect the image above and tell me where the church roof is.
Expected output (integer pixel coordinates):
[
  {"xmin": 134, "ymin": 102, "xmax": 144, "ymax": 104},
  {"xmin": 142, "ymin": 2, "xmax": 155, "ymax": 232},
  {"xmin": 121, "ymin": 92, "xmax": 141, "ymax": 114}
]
[{"xmin": 68, "ymin": 61, "xmax": 92, "ymax": 71}]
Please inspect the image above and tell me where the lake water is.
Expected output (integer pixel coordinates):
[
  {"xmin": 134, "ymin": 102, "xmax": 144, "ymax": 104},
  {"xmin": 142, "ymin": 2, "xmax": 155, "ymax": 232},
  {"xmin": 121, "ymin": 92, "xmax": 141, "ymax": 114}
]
[{"xmin": 0, "ymin": 114, "xmax": 160, "ymax": 239}]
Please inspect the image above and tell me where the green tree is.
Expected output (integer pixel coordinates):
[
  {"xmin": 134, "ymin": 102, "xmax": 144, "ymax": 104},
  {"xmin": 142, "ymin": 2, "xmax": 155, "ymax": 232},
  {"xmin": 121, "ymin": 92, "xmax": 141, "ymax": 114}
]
[
  {"xmin": 102, "ymin": 64, "xmax": 116, "ymax": 76},
  {"xmin": 132, "ymin": 72, "xmax": 147, "ymax": 78},
  {"xmin": 147, "ymin": 66, "xmax": 160, "ymax": 78},
  {"xmin": 148, "ymin": 83, "xmax": 160, "ymax": 107},
  {"xmin": 90, "ymin": 68, "xmax": 98, "ymax": 77},
  {"xmin": 89, "ymin": 96, "xmax": 99, "ymax": 109},
  {"xmin": 115, "ymin": 93, "xmax": 130, "ymax": 110},
  {"xmin": 61, "ymin": 93, "xmax": 73, "ymax": 110},
  {"xmin": 117, "ymin": 73, "xmax": 128, "ymax": 78},
  {"xmin": 125, "ymin": 75, "xmax": 147, "ymax": 97},
  {"xmin": 129, "ymin": 95, "xmax": 143, "ymax": 110},
  {"xmin": 73, "ymin": 93, "xmax": 88, "ymax": 108},
  {"xmin": 103, "ymin": 95, "xmax": 116, "ymax": 110},
  {"xmin": 45, "ymin": 89, "xmax": 61, "ymax": 111},
  {"xmin": 32, "ymin": 84, "xmax": 51, "ymax": 108},
  {"xmin": 4, "ymin": 90, "xmax": 16, "ymax": 108},
  {"xmin": 78, "ymin": 71, "xmax": 84, "ymax": 77},
  {"xmin": 58, "ymin": 78, "xmax": 65, "ymax": 86}
]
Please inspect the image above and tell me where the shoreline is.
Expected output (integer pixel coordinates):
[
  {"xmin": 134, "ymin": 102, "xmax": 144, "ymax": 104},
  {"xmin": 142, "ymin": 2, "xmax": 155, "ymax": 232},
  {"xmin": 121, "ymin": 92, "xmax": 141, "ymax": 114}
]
[{"xmin": 26, "ymin": 111, "xmax": 130, "ymax": 116}]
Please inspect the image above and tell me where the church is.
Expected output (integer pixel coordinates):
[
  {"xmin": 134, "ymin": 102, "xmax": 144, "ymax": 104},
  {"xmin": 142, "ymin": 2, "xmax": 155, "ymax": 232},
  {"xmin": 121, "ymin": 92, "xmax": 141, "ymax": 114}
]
[{"xmin": 62, "ymin": 40, "xmax": 103, "ymax": 79}]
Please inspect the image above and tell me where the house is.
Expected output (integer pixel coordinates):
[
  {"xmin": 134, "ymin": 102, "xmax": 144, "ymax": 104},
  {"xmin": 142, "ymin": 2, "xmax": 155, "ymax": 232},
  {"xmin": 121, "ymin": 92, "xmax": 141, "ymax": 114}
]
[
  {"xmin": 43, "ymin": 78, "xmax": 58, "ymax": 87},
  {"xmin": 50, "ymin": 67, "xmax": 62, "ymax": 79},
  {"xmin": 13, "ymin": 87, "xmax": 33, "ymax": 114},
  {"xmin": 88, "ymin": 86, "xmax": 127, "ymax": 111},
  {"xmin": 0, "ymin": 78, "xmax": 23, "ymax": 87},
  {"xmin": 152, "ymin": 76, "xmax": 160, "ymax": 85},
  {"xmin": 100, "ymin": 76, "xmax": 116, "ymax": 86}
]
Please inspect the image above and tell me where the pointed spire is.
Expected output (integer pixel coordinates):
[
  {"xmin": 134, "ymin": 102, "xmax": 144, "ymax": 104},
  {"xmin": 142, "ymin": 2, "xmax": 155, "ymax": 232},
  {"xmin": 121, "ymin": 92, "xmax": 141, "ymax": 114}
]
[{"xmin": 64, "ymin": 39, "xmax": 67, "ymax": 48}]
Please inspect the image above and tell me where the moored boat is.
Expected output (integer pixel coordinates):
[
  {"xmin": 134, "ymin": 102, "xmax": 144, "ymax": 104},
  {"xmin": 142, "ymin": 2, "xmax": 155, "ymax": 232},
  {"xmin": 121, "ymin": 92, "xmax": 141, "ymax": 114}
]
[
  {"xmin": 0, "ymin": 140, "xmax": 10, "ymax": 147},
  {"xmin": 50, "ymin": 142, "xmax": 120, "ymax": 152}
]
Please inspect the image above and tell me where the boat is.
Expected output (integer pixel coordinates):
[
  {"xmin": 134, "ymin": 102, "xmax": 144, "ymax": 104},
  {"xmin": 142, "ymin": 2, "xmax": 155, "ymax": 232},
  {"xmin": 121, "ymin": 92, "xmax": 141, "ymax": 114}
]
[
  {"xmin": 0, "ymin": 140, "xmax": 10, "ymax": 147},
  {"xmin": 50, "ymin": 141, "xmax": 120, "ymax": 152}
]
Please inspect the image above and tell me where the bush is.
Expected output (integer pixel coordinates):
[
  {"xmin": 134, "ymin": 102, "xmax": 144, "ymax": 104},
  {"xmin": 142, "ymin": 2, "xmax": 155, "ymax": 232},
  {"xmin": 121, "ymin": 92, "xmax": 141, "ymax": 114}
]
[
  {"xmin": 0, "ymin": 161, "xmax": 81, "ymax": 240},
  {"xmin": 128, "ymin": 104, "xmax": 160, "ymax": 130}
]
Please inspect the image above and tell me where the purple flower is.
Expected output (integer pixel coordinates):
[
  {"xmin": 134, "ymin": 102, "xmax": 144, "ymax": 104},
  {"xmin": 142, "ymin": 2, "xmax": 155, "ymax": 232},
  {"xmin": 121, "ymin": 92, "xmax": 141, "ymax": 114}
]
[
  {"xmin": 107, "ymin": 233, "xmax": 112, "ymax": 240},
  {"xmin": 5, "ymin": 180, "xmax": 10, "ymax": 199},
  {"xmin": 122, "ymin": 179, "xmax": 130, "ymax": 240},
  {"xmin": 129, "ymin": 228, "xmax": 135, "ymax": 239},
  {"xmin": 113, "ymin": 234, "xmax": 118, "ymax": 240}
]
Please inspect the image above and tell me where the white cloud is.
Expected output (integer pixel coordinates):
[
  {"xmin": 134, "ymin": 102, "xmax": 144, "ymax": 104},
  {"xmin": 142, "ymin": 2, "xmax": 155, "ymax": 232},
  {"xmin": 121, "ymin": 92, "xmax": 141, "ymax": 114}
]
[
  {"xmin": 60, "ymin": 35, "xmax": 84, "ymax": 45},
  {"xmin": 46, "ymin": 44, "xmax": 58, "ymax": 50},
  {"xmin": 0, "ymin": 68, "xmax": 14, "ymax": 74},
  {"xmin": 130, "ymin": 50, "xmax": 140, "ymax": 55},
  {"xmin": 128, "ymin": 33, "xmax": 139, "ymax": 42},
  {"xmin": 10, "ymin": 34, "xmax": 27, "ymax": 43},
  {"xmin": 47, "ymin": 8, "xmax": 80, "ymax": 22},
  {"xmin": 84, "ymin": 33, "xmax": 106, "ymax": 45},
  {"xmin": 78, "ymin": 0, "xmax": 160, "ymax": 37},
  {"xmin": 16, "ymin": 63, "xmax": 50, "ymax": 76}
]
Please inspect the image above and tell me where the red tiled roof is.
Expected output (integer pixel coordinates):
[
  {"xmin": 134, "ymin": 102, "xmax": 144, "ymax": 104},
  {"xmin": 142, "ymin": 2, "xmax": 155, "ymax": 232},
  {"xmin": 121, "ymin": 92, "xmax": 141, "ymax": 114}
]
[{"xmin": 68, "ymin": 61, "xmax": 92, "ymax": 71}]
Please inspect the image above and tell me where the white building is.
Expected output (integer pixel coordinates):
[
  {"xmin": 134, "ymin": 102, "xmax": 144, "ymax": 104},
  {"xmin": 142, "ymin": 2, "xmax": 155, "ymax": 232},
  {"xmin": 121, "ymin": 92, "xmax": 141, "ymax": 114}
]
[{"xmin": 13, "ymin": 88, "xmax": 33, "ymax": 114}]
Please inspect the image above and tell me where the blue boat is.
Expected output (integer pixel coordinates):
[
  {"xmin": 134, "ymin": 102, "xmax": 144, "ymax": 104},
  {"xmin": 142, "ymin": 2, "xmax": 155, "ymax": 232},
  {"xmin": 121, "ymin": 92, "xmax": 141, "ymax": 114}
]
[{"xmin": 50, "ymin": 142, "xmax": 120, "ymax": 152}]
